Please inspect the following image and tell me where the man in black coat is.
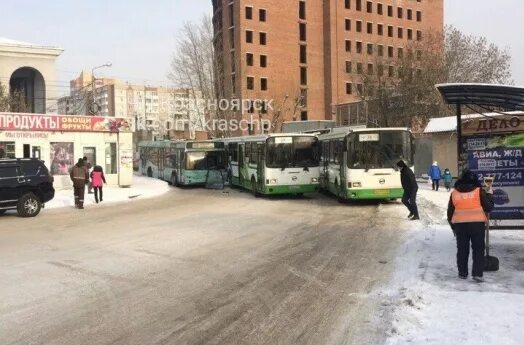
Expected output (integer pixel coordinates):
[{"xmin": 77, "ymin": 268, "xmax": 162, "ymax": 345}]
[
  {"xmin": 447, "ymin": 170, "xmax": 494, "ymax": 282},
  {"xmin": 397, "ymin": 160, "xmax": 419, "ymax": 220}
]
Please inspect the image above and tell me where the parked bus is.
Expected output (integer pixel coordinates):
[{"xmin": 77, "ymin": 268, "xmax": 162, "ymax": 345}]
[
  {"xmin": 220, "ymin": 134, "xmax": 321, "ymax": 196},
  {"xmin": 138, "ymin": 140, "xmax": 227, "ymax": 186},
  {"xmin": 318, "ymin": 128, "xmax": 413, "ymax": 200}
]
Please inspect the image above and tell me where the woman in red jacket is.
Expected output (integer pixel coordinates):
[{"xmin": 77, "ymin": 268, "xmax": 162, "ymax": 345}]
[{"xmin": 90, "ymin": 165, "xmax": 107, "ymax": 203}]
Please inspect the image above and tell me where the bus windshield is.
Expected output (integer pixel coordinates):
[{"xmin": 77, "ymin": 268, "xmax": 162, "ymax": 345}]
[
  {"xmin": 185, "ymin": 151, "xmax": 227, "ymax": 170},
  {"xmin": 266, "ymin": 136, "xmax": 319, "ymax": 169},
  {"xmin": 348, "ymin": 131, "xmax": 412, "ymax": 170}
]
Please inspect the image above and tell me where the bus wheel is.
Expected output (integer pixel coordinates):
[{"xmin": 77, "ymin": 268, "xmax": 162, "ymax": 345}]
[
  {"xmin": 251, "ymin": 178, "xmax": 259, "ymax": 197},
  {"xmin": 147, "ymin": 167, "xmax": 153, "ymax": 178}
]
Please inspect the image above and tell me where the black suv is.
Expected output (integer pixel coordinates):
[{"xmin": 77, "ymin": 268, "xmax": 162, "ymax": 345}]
[{"xmin": 0, "ymin": 158, "xmax": 55, "ymax": 217}]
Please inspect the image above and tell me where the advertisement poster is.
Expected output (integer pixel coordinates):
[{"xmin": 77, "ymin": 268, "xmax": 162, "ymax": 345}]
[
  {"xmin": 50, "ymin": 142, "xmax": 75, "ymax": 176},
  {"xmin": 120, "ymin": 149, "xmax": 133, "ymax": 170},
  {"xmin": 0, "ymin": 113, "xmax": 133, "ymax": 133},
  {"xmin": 465, "ymin": 133, "xmax": 524, "ymax": 220}
]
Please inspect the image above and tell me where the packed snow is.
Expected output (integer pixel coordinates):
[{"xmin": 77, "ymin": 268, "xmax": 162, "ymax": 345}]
[
  {"xmin": 46, "ymin": 175, "xmax": 170, "ymax": 209},
  {"xmin": 384, "ymin": 181, "xmax": 524, "ymax": 345}
]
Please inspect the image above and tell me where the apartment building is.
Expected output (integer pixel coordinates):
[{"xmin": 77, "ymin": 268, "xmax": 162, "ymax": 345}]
[{"xmin": 212, "ymin": 0, "xmax": 443, "ymax": 130}]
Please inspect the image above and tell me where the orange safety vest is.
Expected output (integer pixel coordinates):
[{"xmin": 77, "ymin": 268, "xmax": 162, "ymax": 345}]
[{"xmin": 451, "ymin": 187, "xmax": 488, "ymax": 224}]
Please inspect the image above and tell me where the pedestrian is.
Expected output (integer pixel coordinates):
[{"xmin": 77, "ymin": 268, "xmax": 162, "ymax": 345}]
[
  {"xmin": 443, "ymin": 168, "xmax": 453, "ymax": 192},
  {"xmin": 397, "ymin": 159, "xmax": 419, "ymax": 220},
  {"xmin": 83, "ymin": 156, "xmax": 93, "ymax": 194},
  {"xmin": 90, "ymin": 165, "xmax": 107, "ymax": 203},
  {"xmin": 447, "ymin": 170, "xmax": 494, "ymax": 282},
  {"xmin": 428, "ymin": 161, "xmax": 442, "ymax": 191},
  {"xmin": 70, "ymin": 158, "xmax": 89, "ymax": 209}
]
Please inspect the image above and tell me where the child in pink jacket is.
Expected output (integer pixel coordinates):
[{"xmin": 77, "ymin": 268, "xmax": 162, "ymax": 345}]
[{"xmin": 90, "ymin": 165, "xmax": 107, "ymax": 203}]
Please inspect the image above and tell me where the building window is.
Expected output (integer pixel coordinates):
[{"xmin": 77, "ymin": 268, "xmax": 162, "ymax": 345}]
[
  {"xmin": 345, "ymin": 40, "xmax": 352, "ymax": 52},
  {"xmin": 387, "ymin": 5, "xmax": 393, "ymax": 17},
  {"xmin": 247, "ymin": 53, "xmax": 254, "ymax": 66},
  {"xmin": 231, "ymin": 51, "xmax": 236, "ymax": 72},
  {"xmin": 367, "ymin": 43, "xmax": 373, "ymax": 55},
  {"xmin": 299, "ymin": 1, "xmax": 306, "ymax": 19},
  {"xmin": 397, "ymin": 7, "xmax": 403, "ymax": 19},
  {"xmin": 407, "ymin": 9, "xmax": 413, "ymax": 20},
  {"xmin": 377, "ymin": 3, "xmax": 383, "ymax": 15},
  {"xmin": 247, "ymin": 76, "xmax": 254, "ymax": 90},
  {"xmin": 105, "ymin": 143, "xmax": 117, "ymax": 174},
  {"xmin": 0, "ymin": 142, "xmax": 15, "ymax": 158},
  {"xmin": 346, "ymin": 82, "xmax": 353, "ymax": 95},
  {"xmin": 388, "ymin": 25, "xmax": 393, "ymax": 37},
  {"xmin": 378, "ymin": 44, "xmax": 384, "ymax": 56},
  {"xmin": 367, "ymin": 22, "xmax": 373, "ymax": 34},
  {"xmin": 378, "ymin": 64, "xmax": 384, "ymax": 76},
  {"xmin": 261, "ymin": 78, "xmax": 268, "ymax": 91},
  {"xmin": 408, "ymin": 29, "xmax": 413, "ymax": 40},
  {"xmin": 231, "ymin": 74, "xmax": 236, "ymax": 93},
  {"xmin": 357, "ymin": 62, "xmax": 363, "ymax": 74},
  {"xmin": 229, "ymin": 4, "xmax": 234, "ymax": 26},
  {"xmin": 260, "ymin": 32, "xmax": 267, "ymax": 45},
  {"xmin": 345, "ymin": 0, "xmax": 350, "ymax": 9},
  {"xmin": 417, "ymin": 30, "xmax": 422, "ymax": 41},
  {"xmin": 398, "ymin": 47, "xmax": 404, "ymax": 58},
  {"xmin": 260, "ymin": 54, "xmax": 267, "ymax": 67},
  {"xmin": 301, "ymin": 111, "xmax": 308, "ymax": 121},
  {"xmin": 388, "ymin": 65, "xmax": 394, "ymax": 77},
  {"xmin": 300, "ymin": 45, "xmax": 307, "ymax": 63},
  {"xmin": 345, "ymin": 19, "xmax": 351, "ymax": 31},
  {"xmin": 245, "ymin": 6, "xmax": 253, "ymax": 20},
  {"xmin": 299, "ymin": 23, "xmax": 306, "ymax": 41},
  {"xmin": 356, "ymin": 0, "xmax": 362, "ymax": 11},
  {"xmin": 368, "ymin": 63, "xmax": 374, "ymax": 75},
  {"xmin": 345, "ymin": 60, "xmax": 352, "ymax": 73},
  {"xmin": 229, "ymin": 28, "xmax": 235, "ymax": 48},
  {"xmin": 356, "ymin": 20, "xmax": 362, "ymax": 32},
  {"xmin": 378, "ymin": 24, "xmax": 383, "ymax": 35},
  {"xmin": 246, "ymin": 30, "xmax": 253, "ymax": 43},
  {"xmin": 300, "ymin": 67, "xmax": 307, "ymax": 85},
  {"xmin": 417, "ymin": 11, "xmax": 422, "ymax": 22},
  {"xmin": 259, "ymin": 9, "xmax": 266, "ymax": 22},
  {"xmin": 388, "ymin": 46, "xmax": 394, "ymax": 58},
  {"xmin": 398, "ymin": 27, "xmax": 403, "ymax": 39},
  {"xmin": 366, "ymin": 1, "xmax": 372, "ymax": 13},
  {"xmin": 356, "ymin": 41, "xmax": 362, "ymax": 54}
]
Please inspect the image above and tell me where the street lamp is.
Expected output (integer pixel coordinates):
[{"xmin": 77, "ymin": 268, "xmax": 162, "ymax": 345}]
[{"xmin": 91, "ymin": 62, "xmax": 112, "ymax": 115}]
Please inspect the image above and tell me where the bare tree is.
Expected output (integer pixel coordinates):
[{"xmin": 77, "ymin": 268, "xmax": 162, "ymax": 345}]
[
  {"xmin": 360, "ymin": 26, "xmax": 513, "ymax": 128},
  {"xmin": 0, "ymin": 81, "xmax": 30, "ymax": 113}
]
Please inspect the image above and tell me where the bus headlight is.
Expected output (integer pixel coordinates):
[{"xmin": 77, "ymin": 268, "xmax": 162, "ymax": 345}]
[
  {"xmin": 311, "ymin": 178, "xmax": 318, "ymax": 183},
  {"xmin": 352, "ymin": 182, "xmax": 362, "ymax": 188},
  {"xmin": 269, "ymin": 179, "xmax": 278, "ymax": 184}
]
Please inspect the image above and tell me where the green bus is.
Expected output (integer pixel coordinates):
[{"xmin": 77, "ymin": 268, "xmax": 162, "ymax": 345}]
[
  {"xmin": 220, "ymin": 134, "xmax": 321, "ymax": 196},
  {"xmin": 138, "ymin": 140, "xmax": 227, "ymax": 186},
  {"xmin": 318, "ymin": 128, "xmax": 414, "ymax": 200}
]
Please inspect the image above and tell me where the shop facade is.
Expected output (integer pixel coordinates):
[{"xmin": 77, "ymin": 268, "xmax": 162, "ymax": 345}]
[{"xmin": 0, "ymin": 112, "xmax": 134, "ymax": 189}]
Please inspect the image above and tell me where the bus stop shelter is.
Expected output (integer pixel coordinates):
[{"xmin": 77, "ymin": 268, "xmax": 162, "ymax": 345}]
[{"xmin": 436, "ymin": 83, "xmax": 524, "ymax": 230}]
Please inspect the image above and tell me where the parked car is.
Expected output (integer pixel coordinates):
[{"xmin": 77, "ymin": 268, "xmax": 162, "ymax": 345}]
[{"xmin": 0, "ymin": 158, "xmax": 55, "ymax": 217}]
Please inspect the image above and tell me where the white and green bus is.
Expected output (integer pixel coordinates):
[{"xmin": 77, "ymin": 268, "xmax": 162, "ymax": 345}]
[
  {"xmin": 318, "ymin": 128, "xmax": 413, "ymax": 200},
  {"xmin": 221, "ymin": 134, "xmax": 321, "ymax": 195},
  {"xmin": 138, "ymin": 140, "xmax": 227, "ymax": 186}
]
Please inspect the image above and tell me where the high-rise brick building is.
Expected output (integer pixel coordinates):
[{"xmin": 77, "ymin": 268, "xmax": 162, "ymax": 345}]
[{"xmin": 212, "ymin": 0, "xmax": 443, "ymax": 131}]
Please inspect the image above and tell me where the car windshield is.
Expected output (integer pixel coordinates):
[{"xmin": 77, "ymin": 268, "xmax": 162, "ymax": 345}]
[
  {"xmin": 185, "ymin": 151, "xmax": 227, "ymax": 170},
  {"xmin": 348, "ymin": 131, "xmax": 412, "ymax": 169},
  {"xmin": 266, "ymin": 136, "xmax": 319, "ymax": 169}
]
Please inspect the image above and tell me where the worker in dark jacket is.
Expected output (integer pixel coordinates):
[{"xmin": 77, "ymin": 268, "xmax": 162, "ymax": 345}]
[
  {"xmin": 70, "ymin": 158, "xmax": 89, "ymax": 209},
  {"xmin": 447, "ymin": 170, "xmax": 494, "ymax": 282},
  {"xmin": 397, "ymin": 160, "xmax": 419, "ymax": 220}
]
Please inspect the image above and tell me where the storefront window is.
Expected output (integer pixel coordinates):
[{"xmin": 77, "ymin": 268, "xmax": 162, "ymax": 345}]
[
  {"xmin": 0, "ymin": 141, "xmax": 15, "ymax": 158},
  {"xmin": 83, "ymin": 147, "xmax": 97, "ymax": 166},
  {"xmin": 105, "ymin": 143, "xmax": 117, "ymax": 174}
]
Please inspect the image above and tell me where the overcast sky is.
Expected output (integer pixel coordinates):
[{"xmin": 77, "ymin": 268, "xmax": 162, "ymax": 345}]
[{"xmin": 1, "ymin": 0, "xmax": 522, "ymax": 97}]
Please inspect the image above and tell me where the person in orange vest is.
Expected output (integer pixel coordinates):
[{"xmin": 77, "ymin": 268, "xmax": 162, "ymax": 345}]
[{"xmin": 447, "ymin": 170, "xmax": 494, "ymax": 282}]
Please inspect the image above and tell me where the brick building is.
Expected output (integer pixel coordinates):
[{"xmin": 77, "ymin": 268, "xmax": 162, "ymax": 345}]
[{"xmin": 212, "ymin": 0, "xmax": 443, "ymax": 131}]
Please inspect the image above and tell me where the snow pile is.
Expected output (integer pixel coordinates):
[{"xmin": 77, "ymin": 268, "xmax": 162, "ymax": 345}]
[
  {"xmin": 385, "ymin": 184, "xmax": 524, "ymax": 345},
  {"xmin": 46, "ymin": 175, "xmax": 170, "ymax": 209}
]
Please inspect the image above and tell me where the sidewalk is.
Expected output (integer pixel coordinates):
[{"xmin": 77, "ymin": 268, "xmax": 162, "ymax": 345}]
[
  {"xmin": 385, "ymin": 180, "xmax": 524, "ymax": 345},
  {"xmin": 46, "ymin": 175, "xmax": 170, "ymax": 209}
]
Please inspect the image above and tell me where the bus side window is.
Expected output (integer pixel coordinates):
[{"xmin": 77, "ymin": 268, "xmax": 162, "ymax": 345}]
[
  {"xmin": 245, "ymin": 143, "xmax": 252, "ymax": 164},
  {"xmin": 258, "ymin": 143, "xmax": 265, "ymax": 163}
]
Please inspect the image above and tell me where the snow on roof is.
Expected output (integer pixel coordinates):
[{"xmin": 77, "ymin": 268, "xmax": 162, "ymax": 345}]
[
  {"xmin": 0, "ymin": 37, "xmax": 62, "ymax": 50},
  {"xmin": 423, "ymin": 111, "xmax": 524, "ymax": 133}
]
